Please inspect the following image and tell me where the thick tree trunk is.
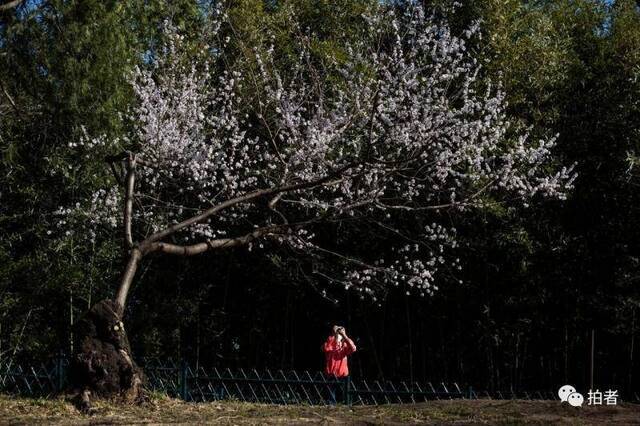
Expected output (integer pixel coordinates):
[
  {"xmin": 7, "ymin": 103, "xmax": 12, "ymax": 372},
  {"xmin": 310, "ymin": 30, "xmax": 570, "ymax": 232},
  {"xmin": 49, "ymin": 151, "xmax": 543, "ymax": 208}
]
[
  {"xmin": 67, "ymin": 248, "xmax": 145, "ymax": 410},
  {"xmin": 115, "ymin": 248, "xmax": 142, "ymax": 316},
  {"xmin": 68, "ymin": 299, "xmax": 144, "ymax": 410}
]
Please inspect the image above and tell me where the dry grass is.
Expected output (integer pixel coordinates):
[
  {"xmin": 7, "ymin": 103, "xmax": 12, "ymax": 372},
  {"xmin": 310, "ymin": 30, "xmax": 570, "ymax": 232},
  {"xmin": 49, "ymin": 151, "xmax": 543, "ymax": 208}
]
[{"xmin": 0, "ymin": 393, "xmax": 639, "ymax": 425}]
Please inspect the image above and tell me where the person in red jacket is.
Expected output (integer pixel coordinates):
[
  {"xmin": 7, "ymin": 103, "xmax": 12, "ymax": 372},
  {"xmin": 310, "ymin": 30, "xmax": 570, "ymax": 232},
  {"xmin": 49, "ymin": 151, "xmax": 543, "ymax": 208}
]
[
  {"xmin": 323, "ymin": 325, "xmax": 357, "ymax": 377},
  {"xmin": 322, "ymin": 325, "xmax": 356, "ymax": 404}
]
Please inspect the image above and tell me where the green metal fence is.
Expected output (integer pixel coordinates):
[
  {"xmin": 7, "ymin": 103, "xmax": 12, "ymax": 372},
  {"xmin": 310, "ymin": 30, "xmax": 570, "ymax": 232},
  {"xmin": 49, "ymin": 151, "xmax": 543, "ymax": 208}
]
[
  {"xmin": 142, "ymin": 358, "xmax": 468, "ymax": 405},
  {"xmin": 0, "ymin": 357, "xmax": 67, "ymax": 397},
  {"xmin": 3, "ymin": 357, "xmax": 624, "ymax": 405}
]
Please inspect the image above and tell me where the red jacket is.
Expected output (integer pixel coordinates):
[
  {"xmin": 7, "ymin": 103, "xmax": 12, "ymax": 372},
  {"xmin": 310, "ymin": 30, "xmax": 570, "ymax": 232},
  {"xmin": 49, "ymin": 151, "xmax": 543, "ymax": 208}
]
[{"xmin": 323, "ymin": 335, "xmax": 356, "ymax": 377}]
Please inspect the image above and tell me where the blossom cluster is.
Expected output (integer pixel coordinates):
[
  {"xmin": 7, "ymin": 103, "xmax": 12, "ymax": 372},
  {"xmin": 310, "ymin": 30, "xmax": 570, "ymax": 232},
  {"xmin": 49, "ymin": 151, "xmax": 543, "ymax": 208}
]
[{"xmin": 62, "ymin": 5, "xmax": 574, "ymax": 297}]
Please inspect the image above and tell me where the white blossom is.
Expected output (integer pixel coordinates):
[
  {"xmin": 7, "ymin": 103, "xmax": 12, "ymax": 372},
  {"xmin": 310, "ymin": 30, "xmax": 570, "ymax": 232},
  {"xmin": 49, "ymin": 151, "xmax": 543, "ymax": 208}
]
[{"xmin": 59, "ymin": 5, "xmax": 575, "ymax": 298}]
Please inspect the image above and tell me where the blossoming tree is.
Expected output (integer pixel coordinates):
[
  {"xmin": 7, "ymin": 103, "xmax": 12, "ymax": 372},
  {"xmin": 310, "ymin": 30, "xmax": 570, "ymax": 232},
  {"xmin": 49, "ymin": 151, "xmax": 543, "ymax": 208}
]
[{"xmin": 63, "ymin": 5, "xmax": 574, "ymax": 402}]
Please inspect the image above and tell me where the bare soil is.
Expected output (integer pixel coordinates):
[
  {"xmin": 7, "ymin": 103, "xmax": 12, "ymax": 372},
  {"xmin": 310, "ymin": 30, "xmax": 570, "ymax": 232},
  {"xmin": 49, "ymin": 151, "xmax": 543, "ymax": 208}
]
[{"xmin": 0, "ymin": 394, "xmax": 639, "ymax": 425}]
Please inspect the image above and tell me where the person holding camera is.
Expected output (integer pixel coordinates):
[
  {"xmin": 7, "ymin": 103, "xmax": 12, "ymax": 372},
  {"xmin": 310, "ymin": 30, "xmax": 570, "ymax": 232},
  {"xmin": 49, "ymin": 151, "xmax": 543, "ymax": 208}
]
[
  {"xmin": 322, "ymin": 325, "xmax": 357, "ymax": 404},
  {"xmin": 323, "ymin": 325, "xmax": 357, "ymax": 377}
]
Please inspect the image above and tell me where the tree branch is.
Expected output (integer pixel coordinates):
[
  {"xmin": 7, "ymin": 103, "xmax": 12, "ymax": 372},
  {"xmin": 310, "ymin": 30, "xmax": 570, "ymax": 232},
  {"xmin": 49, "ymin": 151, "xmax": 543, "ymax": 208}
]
[
  {"xmin": 375, "ymin": 179, "xmax": 496, "ymax": 212},
  {"xmin": 142, "ymin": 222, "xmax": 301, "ymax": 256},
  {"xmin": 268, "ymin": 193, "xmax": 288, "ymax": 224},
  {"xmin": 106, "ymin": 151, "xmax": 158, "ymax": 169},
  {"xmin": 0, "ymin": 80, "xmax": 23, "ymax": 120},
  {"xmin": 0, "ymin": 0, "xmax": 23, "ymax": 12},
  {"xmin": 141, "ymin": 165, "xmax": 353, "ymax": 247},
  {"xmin": 115, "ymin": 220, "xmax": 316, "ymax": 311},
  {"xmin": 123, "ymin": 154, "xmax": 136, "ymax": 248}
]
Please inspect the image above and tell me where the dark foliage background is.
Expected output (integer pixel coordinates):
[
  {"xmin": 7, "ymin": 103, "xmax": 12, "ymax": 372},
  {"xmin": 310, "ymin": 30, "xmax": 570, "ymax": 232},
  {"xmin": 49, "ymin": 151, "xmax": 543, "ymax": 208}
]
[{"xmin": 1, "ymin": 0, "xmax": 640, "ymax": 394}]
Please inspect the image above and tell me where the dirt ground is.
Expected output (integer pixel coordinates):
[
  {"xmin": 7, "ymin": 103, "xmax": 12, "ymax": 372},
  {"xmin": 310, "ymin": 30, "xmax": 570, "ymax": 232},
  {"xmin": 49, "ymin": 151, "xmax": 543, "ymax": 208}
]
[{"xmin": 1, "ymin": 394, "xmax": 639, "ymax": 425}]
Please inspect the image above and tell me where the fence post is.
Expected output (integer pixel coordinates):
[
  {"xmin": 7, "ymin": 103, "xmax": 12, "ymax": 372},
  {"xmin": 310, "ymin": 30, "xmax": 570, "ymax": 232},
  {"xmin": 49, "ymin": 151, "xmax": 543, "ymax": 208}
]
[
  {"xmin": 180, "ymin": 360, "xmax": 189, "ymax": 401},
  {"xmin": 467, "ymin": 386, "xmax": 473, "ymax": 400},
  {"xmin": 56, "ymin": 352, "xmax": 65, "ymax": 392}
]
